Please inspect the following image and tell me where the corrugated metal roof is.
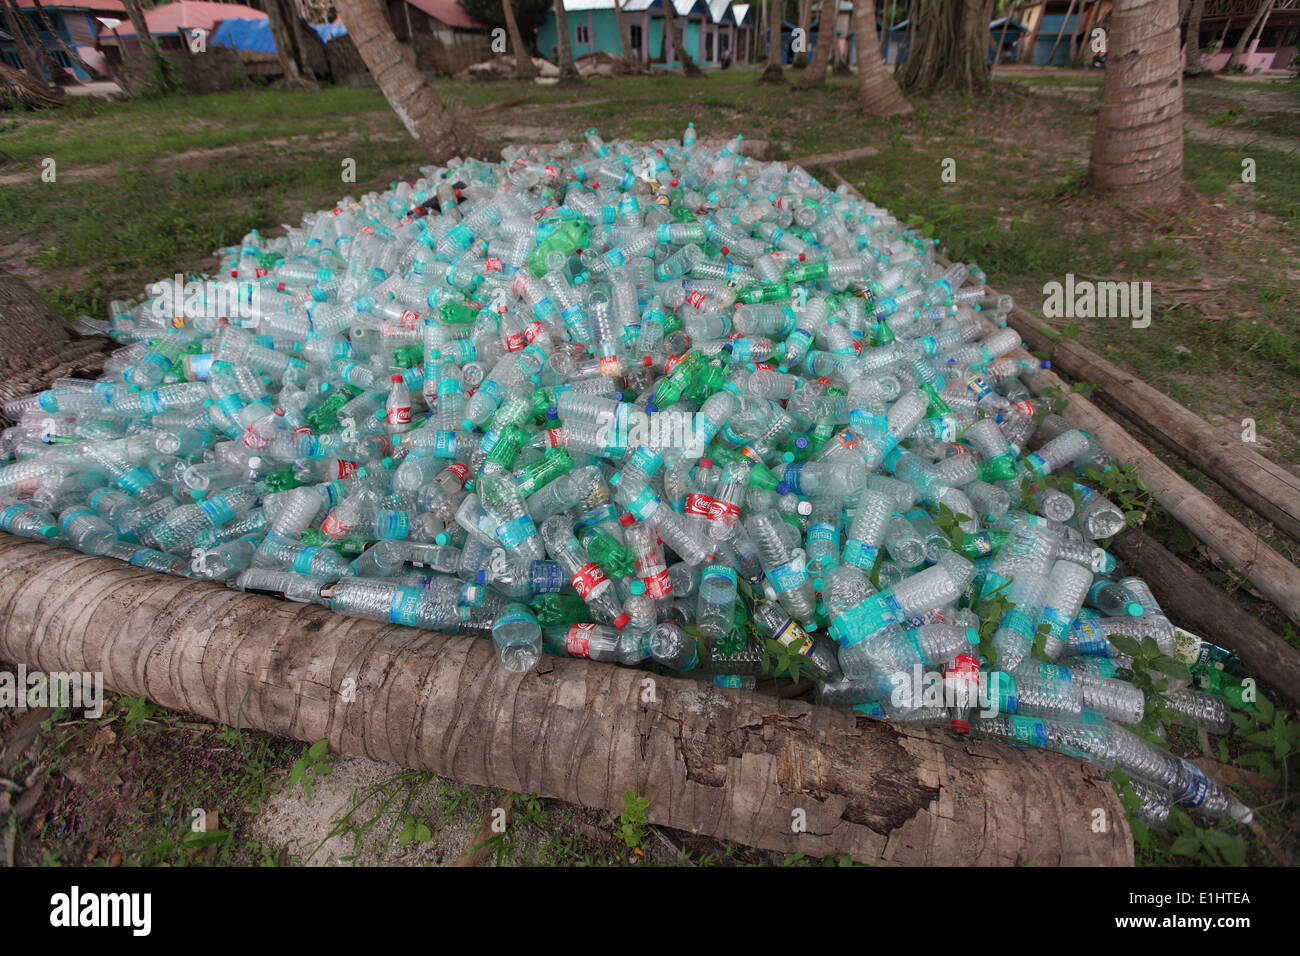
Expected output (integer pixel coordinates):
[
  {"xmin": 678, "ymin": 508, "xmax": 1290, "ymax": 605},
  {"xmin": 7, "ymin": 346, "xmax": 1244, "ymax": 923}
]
[{"xmin": 403, "ymin": 0, "xmax": 488, "ymax": 29}]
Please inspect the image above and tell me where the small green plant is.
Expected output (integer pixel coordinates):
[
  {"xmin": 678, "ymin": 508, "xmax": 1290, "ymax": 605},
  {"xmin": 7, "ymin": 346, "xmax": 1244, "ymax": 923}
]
[
  {"xmin": 122, "ymin": 695, "xmax": 160, "ymax": 727},
  {"xmin": 1105, "ymin": 632, "xmax": 1192, "ymax": 739},
  {"xmin": 396, "ymin": 816, "xmax": 432, "ymax": 847},
  {"xmin": 286, "ymin": 739, "xmax": 331, "ymax": 799},
  {"xmin": 616, "ymin": 790, "xmax": 651, "ymax": 852}
]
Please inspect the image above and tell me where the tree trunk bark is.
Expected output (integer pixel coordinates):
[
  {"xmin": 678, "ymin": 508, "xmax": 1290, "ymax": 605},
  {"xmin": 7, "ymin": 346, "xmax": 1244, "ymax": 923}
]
[
  {"xmin": 0, "ymin": 536, "xmax": 1134, "ymax": 866},
  {"xmin": 333, "ymin": 0, "xmax": 500, "ymax": 163},
  {"xmin": 796, "ymin": 0, "xmax": 834, "ymax": 87},
  {"xmin": 792, "ymin": 0, "xmax": 811, "ymax": 66},
  {"xmin": 1223, "ymin": 0, "xmax": 1273, "ymax": 72},
  {"xmin": 0, "ymin": 268, "xmax": 112, "ymax": 427},
  {"xmin": 502, "ymin": 0, "xmax": 538, "ymax": 77},
  {"xmin": 662, "ymin": 1, "xmax": 702, "ymax": 75},
  {"xmin": 1045, "ymin": 0, "xmax": 1079, "ymax": 66},
  {"xmin": 1183, "ymin": 0, "xmax": 1206, "ymax": 74},
  {"xmin": 262, "ymin": 0, "xmax": 319, "ymax": 89},
  {"xmin": 852, "ymin": 0, "xmax": 910, "ymax": 114},
  {"xmin": 31, "ymin": 0, "xmax": 110, "ymax": 82},
  {"xmin": 2, "ymin": 0, "xmax": 53, "ymax": 88},
  {"xmin": 759, "ymin": 0, "xmax": 786, "ymax": 82},
  {"xmin": 1087, "ymin": 0, "xmax": 1183, "ymax": 205},
  {"xmin": 552, "ymin": 0, "xmax": 584, "ymax": 83},
  {"xmin": 897, "ymin": 0, "xmax": 995, "ymax": 92},
  {"xmin": 611, "ymin": 0, "xmax": 631, "ymax": 59},
  {"xmin": 121, "ymin": 0, "xmax": 181, "ymax": 92}
]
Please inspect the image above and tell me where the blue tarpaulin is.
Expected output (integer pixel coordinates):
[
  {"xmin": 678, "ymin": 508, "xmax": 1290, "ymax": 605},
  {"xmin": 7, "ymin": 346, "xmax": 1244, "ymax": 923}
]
[{"xmin": 210, "ymin": 17, "xmax": 347, "ymax": 54}]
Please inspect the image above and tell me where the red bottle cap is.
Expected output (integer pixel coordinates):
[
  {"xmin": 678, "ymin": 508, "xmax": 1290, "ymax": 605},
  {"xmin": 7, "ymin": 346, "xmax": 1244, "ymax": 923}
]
[{"xmin": 613, "ymin": 613, "xmax": 631, "ymax": 630}]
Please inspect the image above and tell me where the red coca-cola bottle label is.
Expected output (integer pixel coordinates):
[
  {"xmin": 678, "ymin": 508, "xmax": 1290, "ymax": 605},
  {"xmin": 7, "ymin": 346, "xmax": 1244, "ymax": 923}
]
[
  {"xmin": 644, "ymin": 570, "xmax": 673, "ymax": 599},
  {"xmin": 570, "ymin": 562, "xmax": 608, "ymax": 599},
  {"xmin": 523, "ymin": 321, "xmax": 546, "ymax": 343},
  {"xmin": 337, "ymin": 460, "xmax": 358, "ymax": 479},
  {"xmin": 566, "ymin": 623, "xmax": 595, "ymax": 657},
  {"xmin": 504, "ymin": 331, "xmax": 526, "ymax": 352}
]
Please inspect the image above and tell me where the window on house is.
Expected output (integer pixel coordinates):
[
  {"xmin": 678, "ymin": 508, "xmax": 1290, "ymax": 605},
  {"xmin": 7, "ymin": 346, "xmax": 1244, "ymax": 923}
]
[
  {"xmin": 630, "ymin": 23, "xmax": 642, "ymax": 54},
  {"xmin": 705, "ymin": 31, "xmax": 713, "ymax": 61},
  {"xmin": 576, "ymin": 24, "xmax": 590, "ymax": 45}
]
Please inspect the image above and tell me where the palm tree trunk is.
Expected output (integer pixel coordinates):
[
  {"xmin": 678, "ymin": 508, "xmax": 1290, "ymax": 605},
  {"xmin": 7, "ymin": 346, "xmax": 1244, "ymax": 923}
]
[
  {"xmin": 796, "ymin": 0, "xmax": 834, "ymax": 87},
  {"xmin": 793, "ymin": 0, "xmax": 811, "ymax": 66},
  {"xmin": 1087, "ymin": 0, "xmax": 1183, "ymax": 205},
  {"xmin": 1223, "ymin": 0, "xmax": 1274, "ymax": 72},
  {"xmin": 852, "ymin": 0, "xmax": 910, "ymax": 114},
  {"xmin": 30, "ymin": 0, "xmax": 110, "ymax": 82},
  {"xmin": 552, "ymin": 0, "xmax": 584, "ymax": 83},
  {"xmin": 759, "ymin": 0, "xmax": 786, "ymax": 82},
  {"xmin": 661, "ymin": 0, "xmax": 702, "ymax": 75},
  {"xmin": 334, "ymin": 0, "xmax": 500, "ymax": 162},
  {"xmin": 0, "ymin": 535, "xmax": 1133, "ymax": 867},
  {"xmin": 262, "ymin": 0, "xmax": 319, "ymax": 89},
  {"xmin": 1183, "ymin": 0, "xmax": 1206, "ymax": 74},
  {"xmin": 121, "ymin": 0, "xmax": 182, "ymax": 92},
  {"xmin": 2, "ymin": 0, "xmax": 54, "ymax": 87},
  {"xmin": 502, "ymin": 0, "xmax": 539, "ymax": 77},
  {"xmin": 611, "ymin": 0, "xmax": 631, "ymax": 59}
]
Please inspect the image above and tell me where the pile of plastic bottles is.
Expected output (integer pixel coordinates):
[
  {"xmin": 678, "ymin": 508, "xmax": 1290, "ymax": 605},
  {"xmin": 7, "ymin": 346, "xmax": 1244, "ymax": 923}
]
[{"xmin": 0, "ymin": 125, "xmax": 1253, "ymax": 827}]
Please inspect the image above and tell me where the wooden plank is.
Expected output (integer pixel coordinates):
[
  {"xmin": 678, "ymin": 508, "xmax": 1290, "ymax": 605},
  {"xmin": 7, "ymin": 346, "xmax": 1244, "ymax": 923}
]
[{"xmin": 1007, "ymin": 304, "xmax": 1300, "ymax": 543}]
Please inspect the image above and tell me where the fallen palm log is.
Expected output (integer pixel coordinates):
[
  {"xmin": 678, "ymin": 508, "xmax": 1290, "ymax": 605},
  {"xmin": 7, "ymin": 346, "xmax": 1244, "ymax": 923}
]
[
  {"xmin": 0, "ymin": 536, "xmax": 1132, "ymax": 866},
  {"xmin": 1005, "ymin": 302, "xmax": 1300, "ymax": 544},
  {"xmin": 0, "ymin": 267, "xmax": 113, "ymax": 426},
  {"xmin": 1112, "ymin": 526, "xmax": 1300, "ymax": 709},
  {"xmin": 821, "ymin": 165, "xmax": 1300, "ymax": 626}
]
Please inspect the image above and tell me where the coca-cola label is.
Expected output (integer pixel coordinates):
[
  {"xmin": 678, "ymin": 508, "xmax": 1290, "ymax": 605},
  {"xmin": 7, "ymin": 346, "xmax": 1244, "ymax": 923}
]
[
  {"xmin": 598, "ymin": 355, "xmax": 620, "ymax": 376},
  {"xmin": 570, "ymin": 562, "xmax": 608, "ymax": 599},
  {"xmin": 503, "ymin": 331, "xmax": 526, "ymax": 352},
  {"xmin": 683, "ymin": 492, "xmax": 716, "ymax": 517},
  {"xmin": 242, "ymin": 428, "xmax": 271, "ymax": 450},
  {"xmin": 443, "ymin": 462, "xmax": 471, "ymax": 485},
  {"xmin": 643, "ymin": 569, "xmax": 673, "ymax": 599},
  {"xmin": 387, "ymin": 405, "xmax": 412, "ymax": 425},
  {"xmin": 686, "ymin": 291, "xmax": 708, "ymax": 308},
  {"xmin": 337, "ymin": 460, "xmax": 358, "ymax": 479},
  {"xmin": 523, "ymin": 321, "xmax": 546, "ymax": 343},
  {"xmin": 566, "ymin": 623, "xmax": 595, "ymax": 658},
  {"xmin": 399, "ymin": 309, "xmax": 421, "ymax": 329},
  {"xmin": 484, "ymin": 257, "xmax": 503, "ymax": 273},
  {"xmin": 320, "ymin": 513, "xmax": 349, "ymax": 539}
]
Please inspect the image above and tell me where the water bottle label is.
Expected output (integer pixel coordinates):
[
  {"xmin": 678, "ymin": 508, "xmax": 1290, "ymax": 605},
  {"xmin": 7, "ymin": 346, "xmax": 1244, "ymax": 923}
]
[
  {"xmin": 1093, "ymin": 658, "xmax": 1118, "ymax": 679},
  {"xmin": 629, "ymin": 445, "xmax": 663, "ymax": 479},
  {"xmin": 766, "ymin": 560, "xmax": 805, "ymax": 595},
  {"xmin": 566, "ymin": 623, "xmax": 595, "ymax": 657},
  {"xmin": 1024, "ymin": 453, "xmax": 1050, "ymax": 478},
  {"xmin": 376, "ymin": 511, "xmax": 410, "ymax": 539},
  {"xmin": 714, "ymin": 675, "xmax": 749, "ymax": 689},
  {"xmin": 1006, "ymin": 715, "xmax": 1048, "ymax": 747},
  {"xmin": 782, "ymin": 462, "xmax": 806, "ymax": 494},
  {"xmin": 965, "ymin": 375, "xmax": 991, "ymax": 401},
  {"xmin": 292, "ymin": 546, "xmax": 323, "ymax": 574},
  {"xmin": 1071, "ymin": 619, "xmax": 1110, "ymax": 655},
  {"xmin": 702, "ymin": 564, "xmax": 737, "ymax": 586},
  {"xmin": 841, "ymin": 538, "xmax": 879, "ymax": 570},
  {"xmin": 1001, "ymin": 608, "xmax": 1036, "ymax": 640},
  {"xmin": 829, "ymin": 593, "xmax": 898, "ymax": 648},
  {"xmin": 1039, "ymin": 604, "xmax": 1073, "ymax": 643},
  {"xmin": 807, "ymin": 522, "xmax": 838, "ymax": 547},
  {"xmin": 570, "ymin": 562, "xmax": 609, "ymax": 600},
  {"xmin": 200, "ymin": 496, "xmax": 236, "ymax": 526},
  {"xmin": 495, "ymin": 514, "xmax": 538, "ymax": 549},
  {"xmin": 477, "ymin": 379, "xmax": 504, "ymax": 406},
  {"xmin": 530, "ymin": 561, "xmax": 565, "ymax": 593},
  {"xmin": 0, "ymin": 504, "xmax": 31, "ymax": 532},
  {"xmin": 1173, "ymin": 758, "xmax": 1210, "ymax": 808},
  {"xmin": 432, "ymin": 430, "xmax": 458, "ymax": 458},
  {"xmin": 389, "ymin": 586, "xmax": 424, "ymax": 627},
  {"xmin": 988, "ymin": 672, "xmax": 1018, "ymax": 714},
  {"xmin": 853, "ymin": 701, "xmax": 886, "ymax": 718},
  {"xmin": 59, "ymin": 508, "xmax": 95, "ymax": 533},
  {"xmin": 626, "ymin": 486, "xmax": 660, "ymax": 522}
]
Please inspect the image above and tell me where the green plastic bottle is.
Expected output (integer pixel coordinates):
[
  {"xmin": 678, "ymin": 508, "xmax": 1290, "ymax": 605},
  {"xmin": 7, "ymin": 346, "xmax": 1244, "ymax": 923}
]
[
  {"xmin": 577, "ymin": 525, "xmax": 637, "ymax": 580},
  {"xmin": 527, "ymin": 219, "xmax": 590, "ymax": 277},
  {"xmin": 531, "ymin": 592, "xmax": 592, "ymax": 627},
  {"xmin": 512, "ymin": 448, "xmax": 574, "ymax": 498}
]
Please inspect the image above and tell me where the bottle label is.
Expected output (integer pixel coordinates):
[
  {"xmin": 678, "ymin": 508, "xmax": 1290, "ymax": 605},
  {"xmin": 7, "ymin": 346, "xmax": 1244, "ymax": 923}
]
[
  {"xmin": 1173, "ymin": 758, "xmax": 1210, "ymax": 808},
  {"xmin": 200, "ymin": 496, "xmax": 236, "ymax": 526},
  {"xmin": 1006, "ymin": 715, "xmax": 1048, "ymax": 747},
  {"xmin": 387, "ymin": 405, "xmax": 412, "ymax": 425},
  {"xmin": 292, "ymin": 546, "xmax": 323, "ymax": 574},
  {"xmin": 59, "ymin": 508, "xmax": 96, "ymax": 533},
  {"xmin": 807, "ymin": 522, "xmax": 838, "ymax": 547},
  {"xmin": 629, "ymin": 445, "xmax": 663, "ymax": 479},
  {"xmin": 1071, "ymin": 618, "xmax": 1110, "ymax": 655},
  {"xmin": 0, "ymin": 504, "xmax": 31, "ymax": 532},
  {"xmin": 626, "ymin": 486, "xmax": 660, "ymax": 522},
  {"xmin": 523, "ymin": 321, "xmax": 546, "ymax": 344},
  {"xmin": 432, "ymin": 430, "xmax": 458, "ymax": 458},
  {"xmin": 766, "ymin": 560, "xmax": 805, "ymax": 595},
  {"xmin": 336, "ymin": 460, "xmax": 359, "ymax": 479},
  {"xmin": 683, "ymin": 492, "xmax": 718, "ymax": 518},
  {"xmin": 829, "ymin": 593, "xmax": 898, "ymax": 648},
  {"xmin": 320, "ymin": 512, "xmax": 351, "ymax": 539},
  {"xmin": 443, "ymin": 462, "xmax": 471, "ymax": 485},
  {"xmin": 643, "ymin": 568, "xmax": 673, "ymax": 598},
  {"xmin": 503, "ymin": 331, "xmax": 526, "ymax": 352},
  {"xmin": 841, "ymin": 538, "xmax": 879, "ymax": 570},
  {"xmin": 1039, "ymin": 604, "xmax": 1074, "ymax": 643},
  {"xmin": 570, "ymin": 562, "xmax": 609, "ymax": 599},
  {"xmin": 772, "ymin": 618, "xmax": 814, "ymax": 657},
  {"xmin": 566, "ymin": 623, "xmax": 595, "ymax": 657},
  {"xmin": 376, "ymin": 511, "xmax": 410, "ymax": 539},
  {"xmin": 495, "ymin": 514, "xmax": 537, "ymax": 548},
  {"xmin": 389, "ymin": 586, "xmax": 424, "ymax": 627},
  {"xmin": 702, "ymin": 564, "xmax": 737, "ymax": 587},
  {"xmin": 530, "ymin": 561, "xmax": 566, "ymax": 593}
]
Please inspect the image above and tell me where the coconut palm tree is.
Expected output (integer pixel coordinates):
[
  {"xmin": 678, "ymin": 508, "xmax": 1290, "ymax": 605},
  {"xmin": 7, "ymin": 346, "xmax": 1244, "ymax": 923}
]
[
  {"xmin": 552, "ymin": 0, "xmax": 584, "ymax": 83},
  {"xmin": 852, "ymin": 0, "xmax": 909, "ymax": 114},
  {"xmin": 796, "ymin": 0, "xmax": 834, "ymax": 87},
  {"xmin": 759, "ymin": 0, "xmax": 786, "ymax": 82},
  {"xmin": 503, "ymin": 0, "xmax": 539, "ymax": 77},
  {"xmin": 1087, "ymin": 0, "xmax": 1182, "ymax": 204},
  {"xmin": 661, "ymin": 0, "xmax": 703, "ymax": 74},
  {"xmin": 1184, "ymin": 0, "xmax": 1207, "ymax": 75},
  {"xmin": 333, "ymin": 0, "xmax": 500, "ymax": 162}
]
